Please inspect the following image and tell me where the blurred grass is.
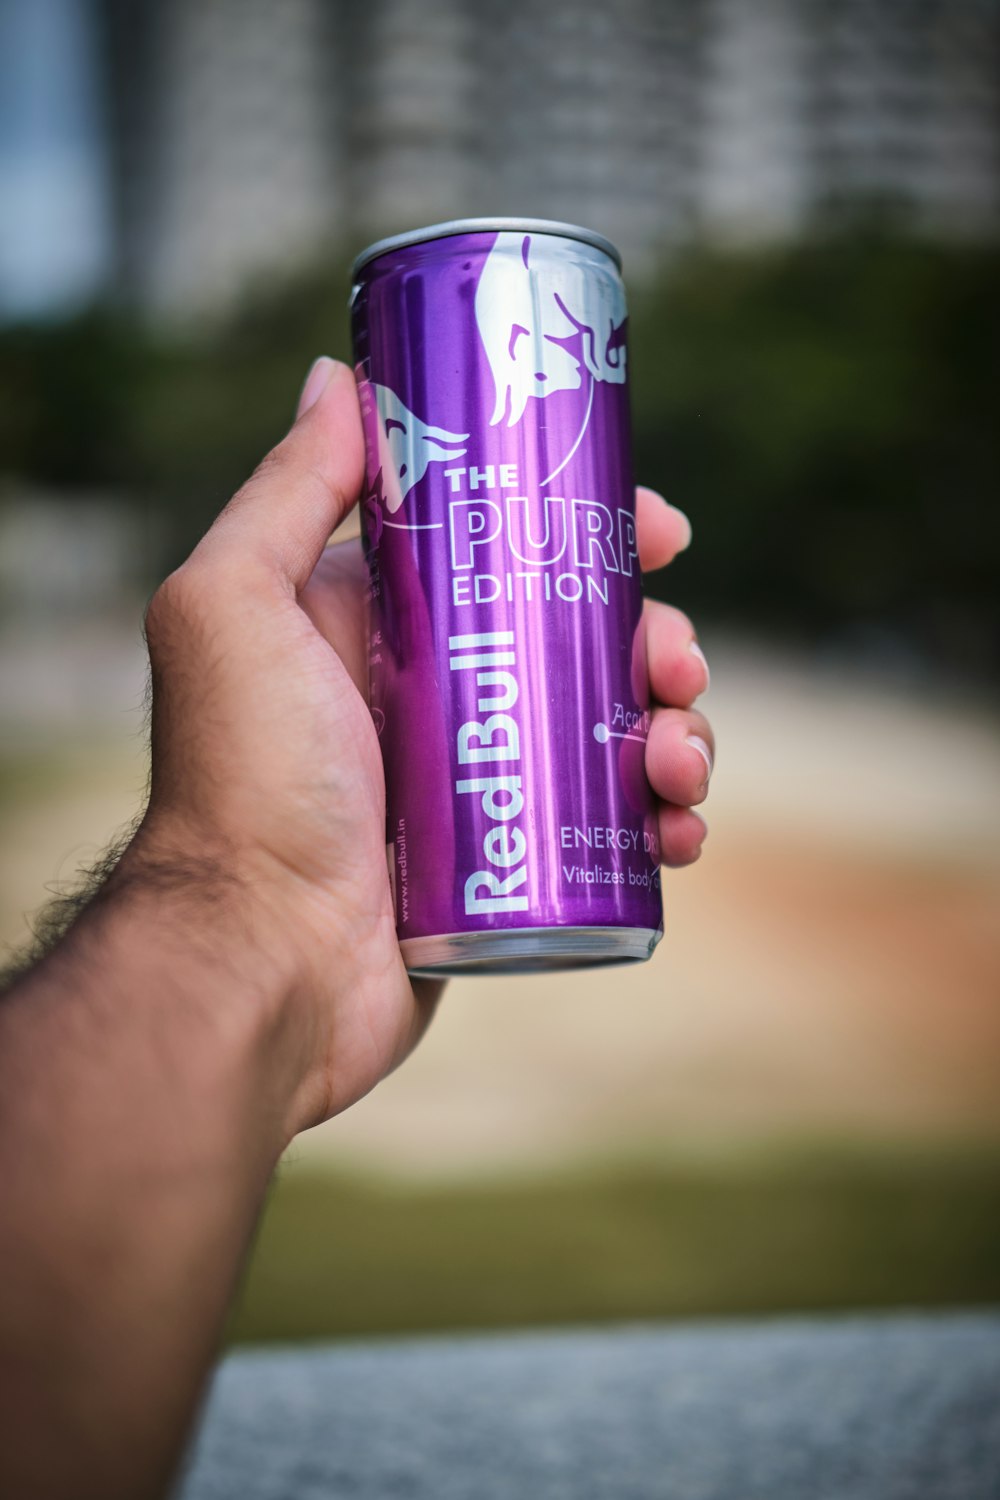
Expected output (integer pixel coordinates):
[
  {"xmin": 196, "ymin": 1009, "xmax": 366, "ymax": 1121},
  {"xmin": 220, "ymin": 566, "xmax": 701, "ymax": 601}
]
[
  {"xmin": 229, "ymin": 1146, "xmax": 1000, "ymax": 1344},
  {"xmin": 0, "ymin": 745, "xmax": 124, "ymax": 810}
]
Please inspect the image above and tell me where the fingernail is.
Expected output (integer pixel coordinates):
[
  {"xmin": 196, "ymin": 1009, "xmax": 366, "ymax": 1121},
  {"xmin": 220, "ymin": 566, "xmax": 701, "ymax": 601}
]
[
  {"xmin": 297, "ymin": 356, "xmax": 337, "ymax": 419},
  {"xmin": 673, "ymin": 508, "xmax": 693, "ymax": 552},
  {"xmin": 686, "ymin": 734, "xmax": 714, "ymax": 781},
  {"xmin": 689, "ymin": 640, "xmax": 710, "ymax": 688},
  {"xmin": 691, "ymin": 811, "xmax": 708, "ymax": 843}
]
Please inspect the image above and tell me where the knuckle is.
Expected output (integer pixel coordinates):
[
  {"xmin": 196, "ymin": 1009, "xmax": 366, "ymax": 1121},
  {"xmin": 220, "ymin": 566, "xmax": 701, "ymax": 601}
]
[
  {"xmin": 645, "ymin": 706, "xmax": 670, "ymax": 750},
  {"xmin": 242, "ymin": 440, "xmax": 290, "ymax": 495},
  {"xmin": 650, "ymin": 601, "xmax": 694, "ymax": 646},
  {"xmin": 216, "ymin": 446, "xmax": 288, "ymax": 529},
  {"xmin": 670, "ymin": 608, "xmax": 695, "ymax": 642},
  {"xmin": 686, "ymin": 708, "xmax": 713, "ymax": 743},
  {"xmin": 144, "ymin": 563, "xmax": 208, "ymax": 644}
]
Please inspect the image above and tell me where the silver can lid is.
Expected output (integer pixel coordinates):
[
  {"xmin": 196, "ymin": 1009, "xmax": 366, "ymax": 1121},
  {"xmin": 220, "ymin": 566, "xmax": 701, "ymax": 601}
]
[{"xmin": 351, "ymin": 217, "xmax": 623, "ymax": 277}]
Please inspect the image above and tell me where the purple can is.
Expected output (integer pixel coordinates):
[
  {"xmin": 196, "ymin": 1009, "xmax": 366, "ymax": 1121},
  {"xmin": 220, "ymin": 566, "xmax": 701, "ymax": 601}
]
[{"xmin": 350, "ymin": 218, "xmax": 662, "ymax": 975}]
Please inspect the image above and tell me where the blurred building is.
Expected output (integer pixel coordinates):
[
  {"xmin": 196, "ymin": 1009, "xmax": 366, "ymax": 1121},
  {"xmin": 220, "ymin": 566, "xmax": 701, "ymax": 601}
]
[
  {"xmin": 0, "ymin": 0, "xmax": 110, "ymax": 319},
  {"xmin": 16, "ymin": 0, "xmax": 1000, "ymax": 316}
]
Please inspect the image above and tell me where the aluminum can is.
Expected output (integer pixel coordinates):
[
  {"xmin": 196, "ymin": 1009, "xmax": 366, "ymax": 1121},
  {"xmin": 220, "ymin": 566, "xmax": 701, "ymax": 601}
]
[{"xmin": 350, "ymin": 218, "xmax": 662, "ymax": 975}]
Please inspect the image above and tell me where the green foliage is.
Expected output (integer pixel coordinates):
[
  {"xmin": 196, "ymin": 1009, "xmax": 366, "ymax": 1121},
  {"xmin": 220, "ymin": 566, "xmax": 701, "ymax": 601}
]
[
  {"xmin": 1, "ymin": 238, "xmax": 997, "ymax": 668},
  {"xmin": 228, "ymin": 1147, "xmax": 1000, "ymax": 1344},
  {"xmin": 0, "ymin": 259, "xmax": 356, "ymax": 570},
  {"xmin": 0, "ymin": 309, "xmax": 141, "ymax": 488},
  {"xmin": 630, "ymin": 239, "xmax": 1000, "ymax": 672}
]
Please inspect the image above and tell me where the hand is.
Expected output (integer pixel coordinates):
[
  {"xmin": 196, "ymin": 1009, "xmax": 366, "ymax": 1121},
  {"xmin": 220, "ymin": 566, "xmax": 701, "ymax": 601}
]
[
  {"xmin": 133, "ymin": 358, "xmax": 714, "ymax": 1138},
  {"xmin": 0, "ymin": 357, "xmax": 714, "ymax": 1500}
]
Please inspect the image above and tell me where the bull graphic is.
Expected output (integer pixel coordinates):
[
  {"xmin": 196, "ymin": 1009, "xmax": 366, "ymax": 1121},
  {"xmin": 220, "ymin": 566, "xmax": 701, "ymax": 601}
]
[
  {"xmin": 360, "ymin": 379, "xmax": 468, "ymax": 512},
  {"xmin": 474, "ymin": 232, "xmax": 628, "ymax": 430}
]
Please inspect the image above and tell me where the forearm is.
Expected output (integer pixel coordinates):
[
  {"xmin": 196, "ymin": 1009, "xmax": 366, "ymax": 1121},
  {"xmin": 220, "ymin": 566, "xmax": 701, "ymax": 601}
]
[{"xmin": 0, "ymin": 841, "xmax": 309, "ymax": 1500}]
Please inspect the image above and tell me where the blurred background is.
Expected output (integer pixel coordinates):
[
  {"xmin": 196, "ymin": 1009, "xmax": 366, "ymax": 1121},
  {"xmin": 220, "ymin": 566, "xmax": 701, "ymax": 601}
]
[{"xmin": 1, "ymin": 0, "xmax": 998, "ymax": 1341}]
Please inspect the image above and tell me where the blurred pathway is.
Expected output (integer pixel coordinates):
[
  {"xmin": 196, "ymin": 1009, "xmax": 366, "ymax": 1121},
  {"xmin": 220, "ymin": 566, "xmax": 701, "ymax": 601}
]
[
  {"xmin": 2, "ymin": 629, "xmax": 998, "ymax": 1169},
  {"xmin": 304, "ymin": 638, "xmax": 1000, "ymax": 1170}
]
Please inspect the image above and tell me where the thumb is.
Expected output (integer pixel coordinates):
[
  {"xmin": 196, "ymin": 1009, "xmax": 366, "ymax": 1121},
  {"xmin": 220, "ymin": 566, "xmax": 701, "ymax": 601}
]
[{"xmin": 199, "ymin": 358, "xmax": 366, "ymax": 591}]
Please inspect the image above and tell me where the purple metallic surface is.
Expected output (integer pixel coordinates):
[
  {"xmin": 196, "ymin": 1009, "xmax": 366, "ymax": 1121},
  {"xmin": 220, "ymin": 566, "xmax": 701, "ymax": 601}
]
[{"xmin": 351, "ymin": 226, "xmax": 662, "ymax": 955}]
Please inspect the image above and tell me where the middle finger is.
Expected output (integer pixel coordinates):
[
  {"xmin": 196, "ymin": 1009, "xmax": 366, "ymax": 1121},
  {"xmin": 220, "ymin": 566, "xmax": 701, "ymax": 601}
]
[
  {"xmin": 646, "ymin": 706, "xmax": 715, "ymax": 807},
  {"xmin": 644, "ymin": 598, "xmax": 710, "ymax": 709}
]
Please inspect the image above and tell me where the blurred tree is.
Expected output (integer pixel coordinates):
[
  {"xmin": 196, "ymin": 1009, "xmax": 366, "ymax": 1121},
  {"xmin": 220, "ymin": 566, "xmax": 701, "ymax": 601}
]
[
  {"xmin": 0, "ymin": 258, "xmax": 355, "ymax": 568},
  {"xmin": 0, "ymin": 238, "xmax": 997, "ymax": 675},
  {"xmin": 631, "ymin": 238, "xmax": 1000, "ymax": 676}
]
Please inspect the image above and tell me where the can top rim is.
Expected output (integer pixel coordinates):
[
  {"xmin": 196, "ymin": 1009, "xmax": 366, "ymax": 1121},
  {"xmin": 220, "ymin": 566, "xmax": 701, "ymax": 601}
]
[{"xmin": 351, "ymin": 218, "xmax": 623, "ymax": 277}]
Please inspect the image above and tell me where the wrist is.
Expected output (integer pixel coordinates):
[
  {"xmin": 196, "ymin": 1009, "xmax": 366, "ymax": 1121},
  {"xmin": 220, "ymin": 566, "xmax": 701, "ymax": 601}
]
[
  {"xmin": 0, "ymin": 820, "xmax": 316, "ymax": 1500},
  {"xmin": 66, "ymin": 814, "xmax": 317, "ymax": 1153}
]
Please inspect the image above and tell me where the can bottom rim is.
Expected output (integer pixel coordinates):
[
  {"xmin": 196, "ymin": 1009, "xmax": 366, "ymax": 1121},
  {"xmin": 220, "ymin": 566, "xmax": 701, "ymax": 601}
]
[{"xmin": 402, "ymin": 925, "xmax": 662, "ymax": 978}]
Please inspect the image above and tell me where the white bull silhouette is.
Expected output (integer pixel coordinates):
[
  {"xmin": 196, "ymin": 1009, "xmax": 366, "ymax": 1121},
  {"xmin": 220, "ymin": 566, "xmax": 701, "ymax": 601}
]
[
  {"xmin": 364, "ymin": 380, "xmax": 468, "ymax": 511},
  {"xmin": 475, "ymin": 232, "xmax": 627, "ymax": 428}
]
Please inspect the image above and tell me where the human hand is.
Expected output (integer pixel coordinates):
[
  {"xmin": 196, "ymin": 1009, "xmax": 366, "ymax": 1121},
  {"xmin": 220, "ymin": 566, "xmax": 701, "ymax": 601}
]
[
  {"xmin": 132, "ymin": 358, "xmax": 713, "ymax": 1140},
  {"xmin": 0, "ymin": 356, "xmax": 714, "ymax": 1500}
]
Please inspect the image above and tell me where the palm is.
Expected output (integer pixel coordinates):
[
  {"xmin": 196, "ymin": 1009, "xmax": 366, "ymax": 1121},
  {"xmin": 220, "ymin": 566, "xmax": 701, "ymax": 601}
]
[
  {"xmin": 147, "ymin": 368, "xmax": 705, "ymax": 1135},
  {"xmin": 277, "ymin": 536, "xmax": 440, "ymax": 1119},
  {"xmin": 299, "ymin": 537, "xmax": 370, "ymax": 699},
  {"xmin": 146, "ymin": 524, "xmax": 436, "ymax": 1125}
]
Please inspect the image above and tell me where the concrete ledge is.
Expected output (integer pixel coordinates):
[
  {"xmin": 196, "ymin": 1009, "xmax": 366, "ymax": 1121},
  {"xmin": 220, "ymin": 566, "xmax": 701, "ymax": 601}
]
[{"xmin": 178, "ymin": 1313, "xmax": 1000, "ymax": 1499}]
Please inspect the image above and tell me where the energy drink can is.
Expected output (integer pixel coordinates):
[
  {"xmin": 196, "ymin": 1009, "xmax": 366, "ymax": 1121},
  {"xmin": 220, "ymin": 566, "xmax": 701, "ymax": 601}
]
[{"xmin": 350, "ymin": 218, "xmax": 662, "ymax": 975}]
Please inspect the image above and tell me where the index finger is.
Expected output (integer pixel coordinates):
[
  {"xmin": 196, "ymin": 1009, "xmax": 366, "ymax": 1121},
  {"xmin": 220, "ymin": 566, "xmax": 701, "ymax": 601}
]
[{"xmin": 636, "ymin": 486, "xmax": 692, "ymax": 572}]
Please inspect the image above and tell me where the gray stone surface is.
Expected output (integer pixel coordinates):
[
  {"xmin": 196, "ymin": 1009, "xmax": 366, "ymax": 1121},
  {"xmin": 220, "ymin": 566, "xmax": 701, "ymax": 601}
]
[{"xmin": 177, "ymin": 1314, "xmax": 1000, "ymax": 1500}]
